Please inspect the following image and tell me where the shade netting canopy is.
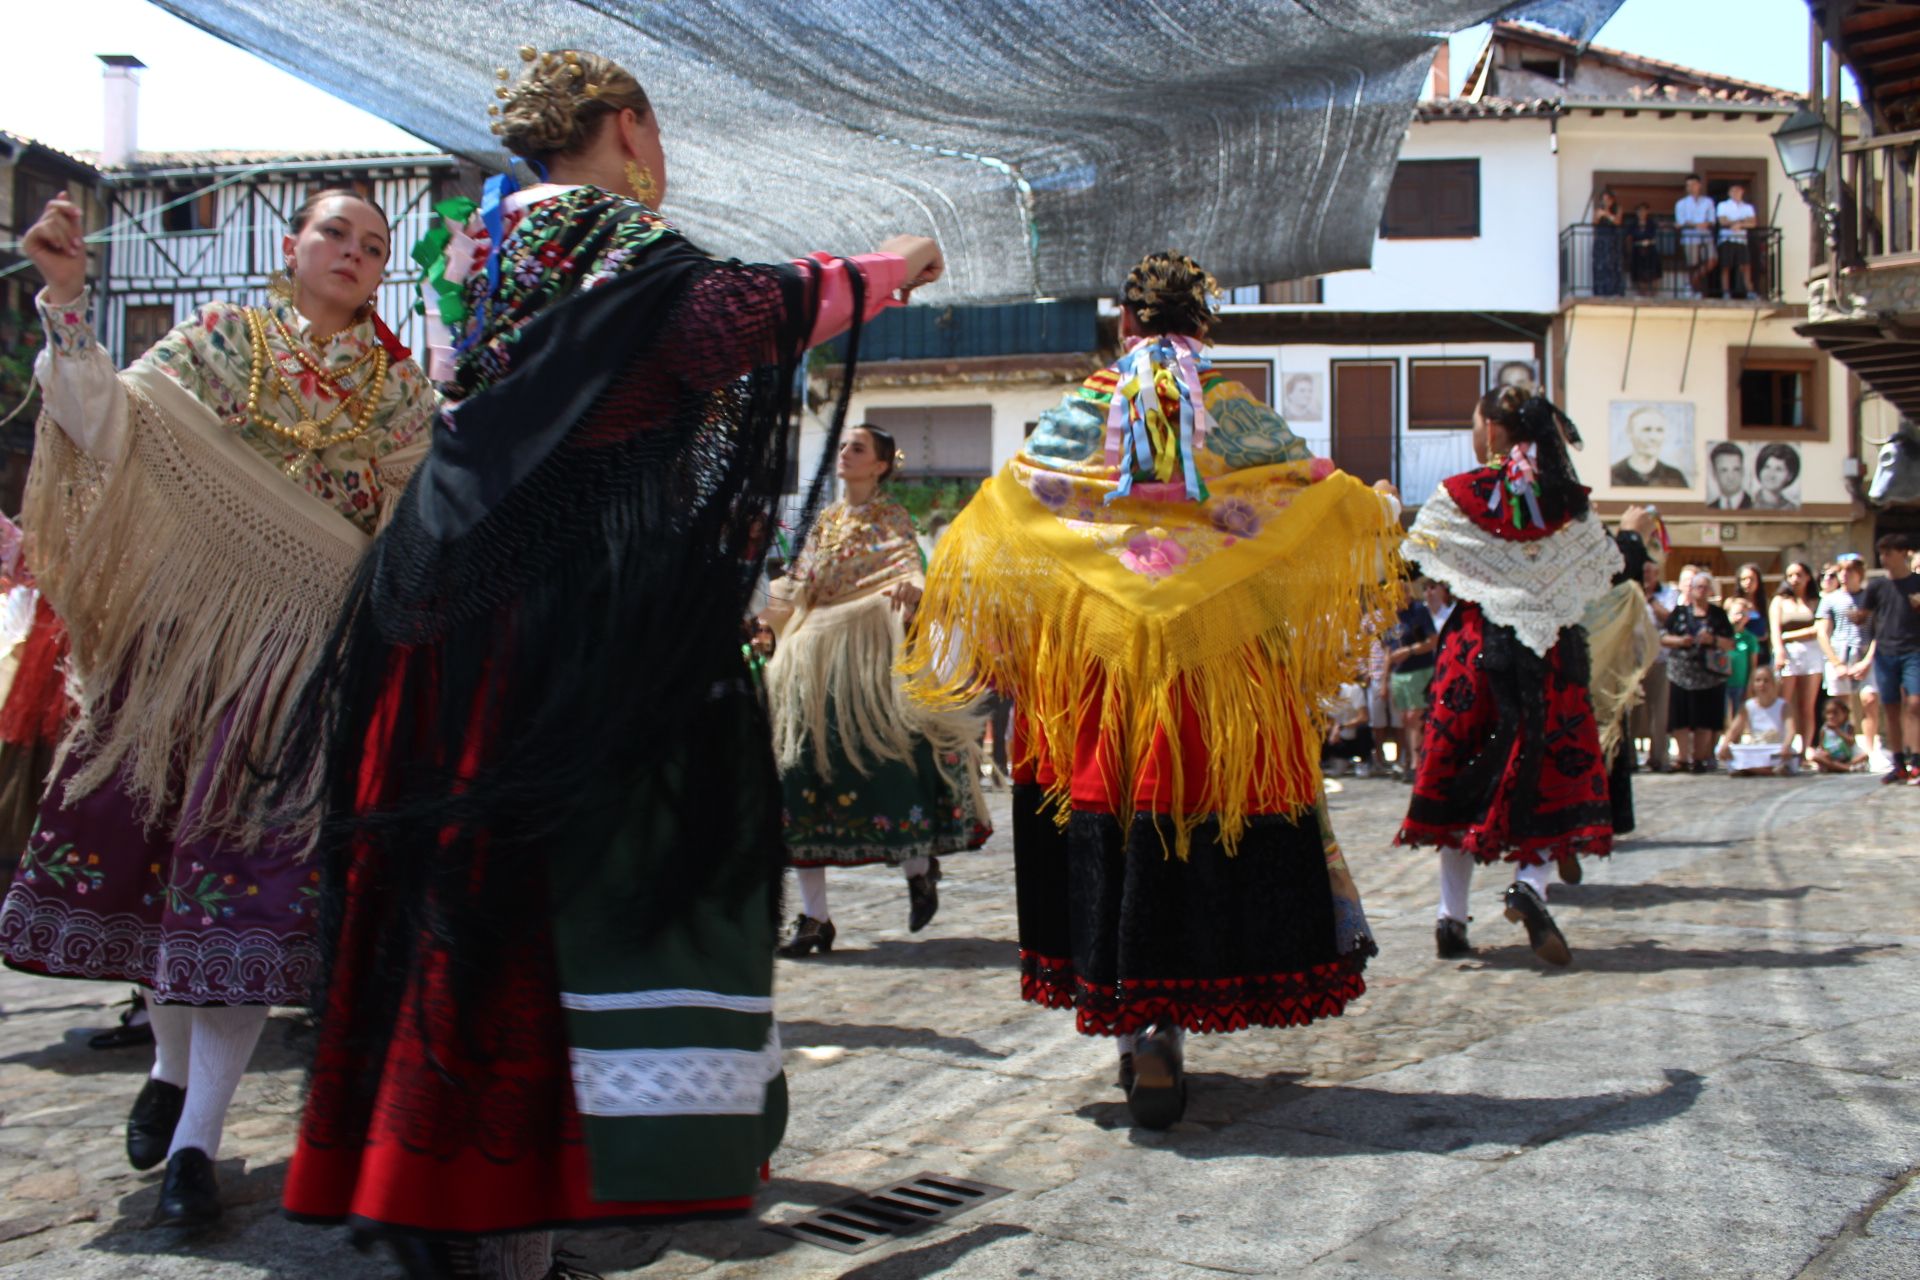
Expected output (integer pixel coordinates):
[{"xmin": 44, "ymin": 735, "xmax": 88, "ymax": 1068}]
[{"xmin": 153, "ymin": 1, "xmax": 1618, "ymax": 301}]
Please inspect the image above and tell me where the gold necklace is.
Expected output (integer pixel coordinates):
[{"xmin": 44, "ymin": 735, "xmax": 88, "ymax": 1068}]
[
  {"xmin": 241, "ymin": 308, "xmax": 389, "ymax": 476},
  {"xmin": 267, "ymin": 311, "xmax": 378, "ymax": 390}
]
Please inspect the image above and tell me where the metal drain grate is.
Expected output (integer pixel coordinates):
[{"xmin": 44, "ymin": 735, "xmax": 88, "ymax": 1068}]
[{"xmin": 768, "ymin": 1172, "xmax": 1011, "ymax": 1255}]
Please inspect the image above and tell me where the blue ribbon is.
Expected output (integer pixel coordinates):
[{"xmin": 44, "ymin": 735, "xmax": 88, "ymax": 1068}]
[
  {"xmin": 1105, "ymin": 337, "xmax": 1212, "ymax": 505},
  {"xmin": 455, "ymin": 167, "xmax": 524, "ymax": 354}
]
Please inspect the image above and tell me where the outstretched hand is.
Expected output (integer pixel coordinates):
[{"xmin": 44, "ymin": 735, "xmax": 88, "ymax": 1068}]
[
  {"xmin": 876, "ymin": 235, "xmax": 943, "ymax": 295},
  {"xmin": 20, "ymin": 192, "xmax": 87, "ymax": 306},
  {"xmin": 1619, "ymin": 504, "xmax": 1659, "ymax": 539}
]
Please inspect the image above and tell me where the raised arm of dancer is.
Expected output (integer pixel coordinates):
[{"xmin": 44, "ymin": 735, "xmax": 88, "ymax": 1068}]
[{"xmin": 21, "ymin": 193, "xmax": 128, "ymax": 457}]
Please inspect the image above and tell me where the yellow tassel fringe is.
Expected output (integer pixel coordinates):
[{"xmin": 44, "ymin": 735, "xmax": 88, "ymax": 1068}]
[{"xmin": 902, "ymin": 464, "xmax": 1404, "ymax": 858}]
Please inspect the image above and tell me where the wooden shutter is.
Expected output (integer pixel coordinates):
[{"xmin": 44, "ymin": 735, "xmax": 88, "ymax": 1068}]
[
  {"xmin": 1408, "ymin": 360, "xmax": 1485, "ymax": 430},
  {"xmin": 1381, "ymin": 160, "xmax": 1480, "ymax": 239}
]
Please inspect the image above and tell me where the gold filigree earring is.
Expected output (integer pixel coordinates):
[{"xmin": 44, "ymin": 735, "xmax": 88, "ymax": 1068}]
[{"xmin": 624, "ymin": 161, "xmax": 659, "ymax": 207}]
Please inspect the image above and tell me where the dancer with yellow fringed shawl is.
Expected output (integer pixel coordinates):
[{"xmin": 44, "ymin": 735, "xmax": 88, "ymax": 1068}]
[{"xmin": 904, "ymin": 253, "xmax": 1402, "ymax": 1129}]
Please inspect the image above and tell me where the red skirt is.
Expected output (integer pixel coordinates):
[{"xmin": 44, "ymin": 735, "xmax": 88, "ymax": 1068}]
[
  {"xmin": 282, "ymin": 662, "xmax": 756, "ymax": 1234},
  {"xmin": 1395, "ymin": 602, "xmax": 1612, "ymax": 867}
]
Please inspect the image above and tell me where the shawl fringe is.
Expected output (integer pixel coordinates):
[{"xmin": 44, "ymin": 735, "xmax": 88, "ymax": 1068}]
[
  {"xmin": 1582, "ymin": 578, "xmax": 1660, "ymax": 763},
  {"xmin": 22, "ymin": 369, "xmax": 367, "ymax": 849},
  {"xmin": 902, "ymin": 467, "xmax": 1402, "ymax": 858},
  {"xmin": 766, "ymin": 590, "xmax": 982, "ymax": 781}
]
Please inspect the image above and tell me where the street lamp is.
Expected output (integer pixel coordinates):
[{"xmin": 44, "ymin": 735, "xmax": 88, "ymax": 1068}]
[{"xmin": 1773, "ymin": 107, "xmax": 1841, "ymax": 248}]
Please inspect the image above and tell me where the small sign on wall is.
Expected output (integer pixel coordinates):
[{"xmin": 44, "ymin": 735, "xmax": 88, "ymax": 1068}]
[{"xmin": 1698, "ymin": 524, "xmax": 1722, "ymax": 545}]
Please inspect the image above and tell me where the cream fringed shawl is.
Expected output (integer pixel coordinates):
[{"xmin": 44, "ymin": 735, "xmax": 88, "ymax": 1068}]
[
  {"xmin": 1582, "ymin": 579, "xmax": 1660, "ymax": 763},
  {"xmin": 765, "ymin": 498, "xmax": 981, "ymax": 780},
  {"xmin": 23, "ymin": 365, "xmax": 386, "ymax": 848}
]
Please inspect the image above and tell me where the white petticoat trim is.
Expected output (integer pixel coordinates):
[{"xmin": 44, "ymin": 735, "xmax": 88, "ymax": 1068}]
[
  {"xmin": 559, "ymin": 987, "xmax": 773, "ymax": 1014},
  {"xmin": 570, "ymin": 1026, "xmax": 783, "ymax": 1117},
  {"xmin": 1404, "ymin": 483, "xmax": 1623, "ymax": 657}
]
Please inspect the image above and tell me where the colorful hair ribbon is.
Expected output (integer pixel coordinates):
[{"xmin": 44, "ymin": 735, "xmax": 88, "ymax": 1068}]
[
  {"xmin": 1487, "ymin": 442, "xmax": 1546, "ymax": 530},
  {"xmin": 1103, "ymin": 334, "xmax": 1213, "ymax": 505}
]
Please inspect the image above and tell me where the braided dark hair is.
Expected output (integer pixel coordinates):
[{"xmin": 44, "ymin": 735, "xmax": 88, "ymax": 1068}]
[
  {"xmin": 1477, "ymin": 384, "xmax": 1590, "ymax": 523},
  {"xmin": 1119, "ymin": 250, "xmax": 1221, "ymax": 337}
]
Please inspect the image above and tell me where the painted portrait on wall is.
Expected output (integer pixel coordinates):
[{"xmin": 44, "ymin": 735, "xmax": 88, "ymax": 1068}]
[
  {"xmin": 1608, "ymin": 400, "xmax": 1695, "ymax": 489},
  {"xmin": 1705, "ymin": 441, "xmax": 1753, "ymax": 509},
  {"xmin": 1748, "ymin": 440, "xmax": 1803, "ymax": 510},
  {"xmin": 1496, "ymin": 360, "xmax": 1536, "ymax": 392},
  {"xmin": 1280, "ymin": 372, "xmax": 1323, "ymax": 423}
]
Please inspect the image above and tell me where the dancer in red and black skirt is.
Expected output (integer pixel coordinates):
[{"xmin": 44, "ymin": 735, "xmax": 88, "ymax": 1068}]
[{"xmin": 1396, "ymin": 385, "xmax": 1622, "ymax": 967}]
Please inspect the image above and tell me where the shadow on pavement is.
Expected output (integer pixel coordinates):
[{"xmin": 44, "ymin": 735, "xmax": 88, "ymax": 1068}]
[
  {"xmin": 1464, "ymin": 939, "xmax": 1897, "ymax": 973},
  {"xmin": 1, "ymin": 1013, "xmax": 312, "ymax": 1077},
  {"xmin": 802, "ymin": 935, "xmax": 1013, "ymax": 971},
  {"xmin": 779, "ymin": 1018, "xmax": 1007, "ymax": 1061},
  {"xmin": 573, "ymin": 1175, "xmax": 883, "ymax": 1272},
  {"xmin": 1553, "ymin": 883, "xmax": 1834, "ymax": 910},
  {"xmin": 1073, "ymin": 1067, "xmax": 1704, "ymax": 1159}
]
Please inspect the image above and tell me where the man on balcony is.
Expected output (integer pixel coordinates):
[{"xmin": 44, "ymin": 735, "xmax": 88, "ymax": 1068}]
[
  {"xmin": 1675, "ymin": 175, "xmax": 1718, "ymax": 298},
  {"xmin": 1716, "ymin": 182, "xmax": 1758, "ymax": 300}
]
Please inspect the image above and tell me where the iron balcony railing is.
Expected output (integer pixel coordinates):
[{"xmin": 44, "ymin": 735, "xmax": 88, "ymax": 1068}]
[{"xmin": 1559, "ymin": 222, "xmax": 1783, "ymax": 302}]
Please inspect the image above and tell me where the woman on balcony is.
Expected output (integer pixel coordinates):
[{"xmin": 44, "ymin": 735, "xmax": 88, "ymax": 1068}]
[
  {"xmin": 1, "ymin": 187, "xmax": 436, "ymax": 1227},
  {"xmin": 904, "ymin": 252, "xmax": 1399, "ymax": 1129},
  {"xmin": 1396, "ymin": 386, "xmax": 1621, "ymax": 968},
  {"xmin": 1592, "ymin": 189, "xmax": 1624, "ymax": 297},
  {"xmin": 1625, "ymin": 202, "xmax": 1663, "ymax": 296}
]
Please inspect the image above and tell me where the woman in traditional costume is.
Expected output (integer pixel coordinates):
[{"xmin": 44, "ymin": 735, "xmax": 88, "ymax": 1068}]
[
  {"xmin": 1587, "ymin": 505, "xmax": 1664, "ymax": 847},
  {"xmin": 0, "ymin": 188, "xmax": 435, "ymax": 1225},
  {"xmin": 904, "ymin": 253, "xmax": 1400, "ymax": 1129},
  {"xmin": 264, "ymin": 50, "xmax": 940, "ymax": 1279},
  {"xmin": 1396, "ymin": 385, "xmax": 1621, "ymax": 967},
  {"xmin": 764, "ymin": 424, "xmax": 990, "ymax": 956}
]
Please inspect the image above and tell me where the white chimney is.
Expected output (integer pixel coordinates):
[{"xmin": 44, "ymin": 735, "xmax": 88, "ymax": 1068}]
[
  {"xmin": 1427, "ymin": 45, "xmax": 1451, "ymax": 101},
  {"xmin": 99, "ymin": 54, "xmax": 146, "ymax": 167}
]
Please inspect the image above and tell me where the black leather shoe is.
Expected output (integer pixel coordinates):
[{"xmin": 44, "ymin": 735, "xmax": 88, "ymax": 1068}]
[
  {"xmin": 907, "ymin": 857, "xmax": 942, "ymax": 933},
  {"xmin": 151, "ymin": 1147, "xmax": 221, "ymax": 1229},
  {"xmin": 90, "ymin": 990, "xmax": 155, "ymax": 1050},
  {"xmin": 126, "ymin": 1077, "xmax": 185, "ymax": 1171},
  {"xmin": 1125, "ymin": 1024, "xmax": 1187, "ymax": 1130},
  {"xmin": 1434, "ymin": 916, "xmax": 1473, "ymax": 959},
  {"xmin": 776, "ymin": 914, "xmax": 836, "ymax": 958},
  {"xmin": 1503, "ymin": 882, "xmax": 1572, "ymax": 967}
]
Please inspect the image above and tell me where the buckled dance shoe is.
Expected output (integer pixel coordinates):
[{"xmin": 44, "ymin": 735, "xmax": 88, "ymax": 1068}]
[
  {"xmin": 90, "ymin": 989, "xmax": 155, "ymax": 1050},
  {"xmin": 151, "ymin": 1147, "xmax": 221, "ymax": 1229},
  {"xmin": 777, "ymin": 914, "xmax": 836, "ymax": 958},
  {"xmin": 126, "ymin": 1077, "xmax": 186, "ymax": 1171},
  {"xmin": 1503, "ymin": 881, "xmax": 1572, "ymax": 967},
  {"xmin": 1125, "ymin": 1023, "xmax": 1188, "ymax": 1130},
  {"xmin": 907, "ymin": 857, "xmax": 942, "ymax": 933}
]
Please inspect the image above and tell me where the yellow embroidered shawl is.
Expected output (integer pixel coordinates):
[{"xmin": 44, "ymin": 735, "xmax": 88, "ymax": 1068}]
[{"xmin": 903, "ymin": 364, "xmax": 1403, "ymax": 856}]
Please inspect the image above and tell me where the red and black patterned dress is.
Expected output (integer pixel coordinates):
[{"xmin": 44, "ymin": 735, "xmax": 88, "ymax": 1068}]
[{"xmin": 1394, "ymin": 467, "xmax": 1620, "ymax": 867}]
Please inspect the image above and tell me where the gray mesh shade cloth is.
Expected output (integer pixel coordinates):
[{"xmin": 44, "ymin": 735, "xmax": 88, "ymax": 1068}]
[{"xmin": 151, "ymin": 1, "xmax": 1619, "ymax": 301}]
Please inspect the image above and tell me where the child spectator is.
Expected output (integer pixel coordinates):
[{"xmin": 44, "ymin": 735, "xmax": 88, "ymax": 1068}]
[
  {"xmin": 1726, "ymin": 596, "xmax": 1762, "ymax": 716},
  {"xmin": 1718, "ymin": 664, "xmax": 1798, "ymax": 775},
  {"xmin": 1809, "ymin": 699, "xmax": 1865, "ymax": 773}
]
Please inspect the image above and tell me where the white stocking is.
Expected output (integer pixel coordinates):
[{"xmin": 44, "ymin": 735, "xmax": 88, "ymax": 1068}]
[
  {"xmin": 1436, "ymin": 848, "xmax": 1475, "ymax": 923},
  {"xmin": 794, "ymin": 867, "xmax": 830, "ymax": 922},
  {"xmin": 169, "ymin": 1004, "xmax": 269, "ymax": 1160},
  {"xmin": 145, "ymin": 996, "xmax": 192, "ymax": 1088},
  {"xmin": 1514, "ymin": 859, "xmax": 1554, "ymax": 901}
]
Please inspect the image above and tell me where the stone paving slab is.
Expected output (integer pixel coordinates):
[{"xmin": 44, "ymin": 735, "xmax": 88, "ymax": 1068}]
[{"xmin": 1, "ymin": 770, "xmax": 1916, "ymax": 1278}]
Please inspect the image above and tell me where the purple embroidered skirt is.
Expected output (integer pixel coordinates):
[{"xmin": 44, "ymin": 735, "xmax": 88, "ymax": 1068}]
[{"xmin": 0, "ymin": 716, "xmax": 318, "ymax": 1005}]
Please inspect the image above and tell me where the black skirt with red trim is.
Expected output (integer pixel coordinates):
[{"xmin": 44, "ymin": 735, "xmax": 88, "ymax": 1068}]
[
  {"xmin": 1395, "ymin": 601, "xmax": 1613, "ymax": 867},
  {"xmin": 1012, "ymin": 784, "xmax": 1369, "ymax": 1038}
]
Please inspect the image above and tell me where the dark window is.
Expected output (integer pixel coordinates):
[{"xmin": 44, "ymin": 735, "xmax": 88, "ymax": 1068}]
[
  {"xmin": 1519, "ymin": 54, "xmax": 1564, "ymax": 80},
  {"xmin": 1738, "ymin": 363, "xmax": 1810, "ymax": 430},
  {"xmin": 1212, "ymin": 361, "xmax": 1273, "ymax": 405},
  {"xmin": 1381, "ymin": 159, "xmax": 1480, "ymax": 240},
  {"xmin": 1408, "ymin": 359, "xmax": 1485, "ymax": 430},
  {"xmin": 159, "ymin": 188, "xmax": 216, "ymax": 234}
]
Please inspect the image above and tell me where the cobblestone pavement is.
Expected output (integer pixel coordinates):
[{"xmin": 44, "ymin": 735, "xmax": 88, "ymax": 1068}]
[{"xmin": 2, "ymin": 771, "xmax": 1917, "ymax": 1278}]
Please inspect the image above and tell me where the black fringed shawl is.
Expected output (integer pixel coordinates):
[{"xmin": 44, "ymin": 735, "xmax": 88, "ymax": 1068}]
[{"xmin": 268, "ymin": 201, "xmax": 863, "ymax": 1056}]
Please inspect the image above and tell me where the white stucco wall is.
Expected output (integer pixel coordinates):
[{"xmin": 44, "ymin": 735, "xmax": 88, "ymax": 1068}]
[{"xmin": 1315, "ymin": 119, "xmax": 1560, "ymax": 314}]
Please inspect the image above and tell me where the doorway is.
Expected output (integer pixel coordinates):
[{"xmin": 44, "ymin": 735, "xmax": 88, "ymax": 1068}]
[{"xmin": 1331, "ymin": 359, "xmax": 1398, "ymax": 486}]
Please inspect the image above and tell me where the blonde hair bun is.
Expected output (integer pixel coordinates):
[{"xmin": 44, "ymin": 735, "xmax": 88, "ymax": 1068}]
[{"xmin": 494, "ymin": 49, "xmax": 651, "ymax": 164}]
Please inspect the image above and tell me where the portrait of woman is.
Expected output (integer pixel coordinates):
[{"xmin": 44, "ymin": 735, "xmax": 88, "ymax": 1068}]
[{"xmin": 1751, "ymin": 442, "xmax": 1803, "ymax": 510}]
